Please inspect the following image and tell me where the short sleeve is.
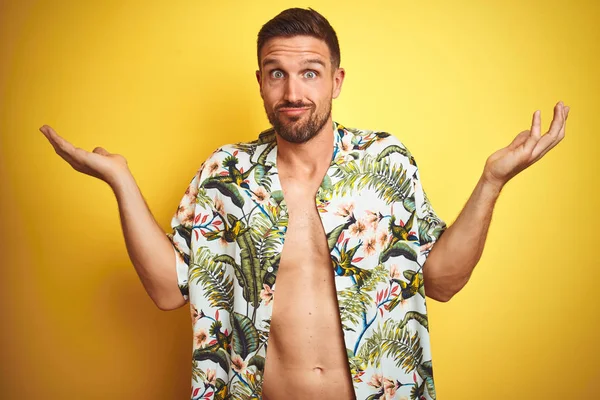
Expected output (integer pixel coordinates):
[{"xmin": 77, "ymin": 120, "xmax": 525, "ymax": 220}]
[
  {"xmin": 412, "ymin": 166, "xmax": 447, "ymax": 263},
  {"xmin": 166, "ymin": 166, "xmax": 204, "ymax": 302}
]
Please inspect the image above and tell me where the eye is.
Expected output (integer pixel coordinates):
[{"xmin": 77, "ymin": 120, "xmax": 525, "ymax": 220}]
[
  {"xmin": 271, "ymin": 70, "xmax": 284, "ymax": 79},
  {"xmin": 304, "ymin": 71, "xmax": 317, "ymax": 79}
]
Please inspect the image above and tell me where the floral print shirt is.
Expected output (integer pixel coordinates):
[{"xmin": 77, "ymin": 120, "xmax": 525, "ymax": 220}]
[{"xmin": 167, "ymin": 122, "xmax": 446, "ymax": 400}]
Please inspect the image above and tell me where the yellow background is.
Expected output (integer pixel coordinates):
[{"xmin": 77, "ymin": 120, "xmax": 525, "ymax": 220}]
[{"xmin": 1, "ymin": 0, "xmax": 598, "ymax": 399}]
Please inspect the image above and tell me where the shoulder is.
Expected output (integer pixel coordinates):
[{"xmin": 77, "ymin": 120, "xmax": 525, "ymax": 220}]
[
  {"xmin": 338, "ymin": 123, "xmax": 419, "ymax": 173},
  {"xmin": 196, "ymin": 128, "xmax": 277, "ymax": 178}
]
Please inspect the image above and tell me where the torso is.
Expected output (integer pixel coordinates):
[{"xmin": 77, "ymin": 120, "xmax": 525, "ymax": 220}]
[{"xmin": 261, "ymin": 163, "xmax": 356, "ymax": 400}]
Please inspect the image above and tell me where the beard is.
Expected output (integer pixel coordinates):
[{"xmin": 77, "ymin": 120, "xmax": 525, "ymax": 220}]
[{"xmin": 265, "ymin": 100, "xmax": 331, "ymax": 144}]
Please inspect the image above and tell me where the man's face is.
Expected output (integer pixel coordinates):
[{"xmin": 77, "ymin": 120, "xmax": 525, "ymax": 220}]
[{"xmin": 256, "ymin": 35, "xmax": 345, "ymax": 144}]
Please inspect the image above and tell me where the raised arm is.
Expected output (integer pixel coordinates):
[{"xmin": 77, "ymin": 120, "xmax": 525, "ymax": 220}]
[
  {"xmin": 40, "ymin": 125, "xmax": 185, "ymax": 310},
  {"xmin": 423, "ymin": 101, "xmax": 570, "ymax": 302}
]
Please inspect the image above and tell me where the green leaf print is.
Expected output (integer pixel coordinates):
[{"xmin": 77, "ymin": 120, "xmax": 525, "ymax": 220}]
[
  {"xmin": 332, "ymin": 154, "xmax": 412, "ymax": 204},
  {"xmin": 360, "ymin": 263, "xmax": 389, "ymax": 292},
  {"xmin": 231, "ymin": 380, "xmax": 254, "ymax": 400},
  {"xmin": 398, "ymin": 311, "xmax": 429, "ymax": 331},
  {"xmin": 325, "ymin": 216, "xmax": 357, "ymax": 251},
  {"xmin": 202, "ymin": 180, "xmax": 245, "ymax": 209},
  {"xmin": 253, "ymin": 164, "xmax": 272, "ymax": 191},
  {"xmin": 403, "ymin": 196, "xmax": 416, "ymax": 213},
  {"xmin": 192, "ymin": 347, "xmax": 230, "ymax": 374},
  {"xmin": 338, "ymin": 264, "xmax": 387, "ymax": 329},
  {"xmin": 189, "ymin": 247, "xmax": 234, "ymax": 313},
  {"xmin": 357, "ymin": 319, "xmax": 423, "ymax": 374},
  {"xmin": 195, "ymin": 187, "xmax": 214, "ymax": 209},
  {"xmin": 338, "ymin": 286, "xmax": 371, "ymax": 327},
  {"xmin": 269, "ymin": 189, "xmax": 284, "ymax": 204},
  {"xmin": 379, "ymin": 241, "xmax": 418, "ymax": 263},
  {"xmin": 249, "ymin": 205, "xmax": 287, "ymax": 263},
  {"xmin": 418, "ymin": 360, "xmax": 436, "ymax": 399},
  {"xmin": 235, "ymin": 229, "xmax": 265, "ymax": 315},
  {"xmin": 418, "ymin": 218, "xmax": 445, "ymax": 244},
  {"xmin": 191, "ymin": 359, "xmax": 206, "ymax": 383},
  {"xmin": 248, "ymin": 354, "xmax": 265, "ymax": 370},
  {"xmin": 230, "ymin": 312, "xmax": 260, "ymax": 359},
  {"xmin": 375, "ymin": 144, "xmax": 412, "ymax": 162},
  {"xmin": 256, "ymin": 140, "xmax": 276, "ymax": 165}
]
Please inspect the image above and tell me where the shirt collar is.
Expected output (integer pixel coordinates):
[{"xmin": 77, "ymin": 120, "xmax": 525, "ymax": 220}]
[{"xmin": 264, "ymin": 120, "xmax": 347, "ymax": 166}]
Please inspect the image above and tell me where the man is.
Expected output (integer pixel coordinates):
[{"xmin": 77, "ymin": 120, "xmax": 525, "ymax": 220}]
[{"xmin": 40, "ymin": 7, "xmax": 569, "ymax": 400}]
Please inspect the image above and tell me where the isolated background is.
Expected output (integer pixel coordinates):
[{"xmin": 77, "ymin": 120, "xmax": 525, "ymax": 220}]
[{"xmin": 1, "ymin": 0, "xmax": 598, "ymax": 399}]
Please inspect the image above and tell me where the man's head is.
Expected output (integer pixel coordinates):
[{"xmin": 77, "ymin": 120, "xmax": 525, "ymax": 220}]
[{"xmin": 256, "ymin": 8, "xmax": 345, "ymax": 144}]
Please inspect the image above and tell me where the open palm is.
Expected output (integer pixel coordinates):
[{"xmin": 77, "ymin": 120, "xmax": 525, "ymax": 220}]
[
  {"xmin": 483, "ymin": 101, "xmax": 570, "ymax": 189},
  {"xmin": 39, "ymin": 125, "xmax": 129, "ymax": 185}
]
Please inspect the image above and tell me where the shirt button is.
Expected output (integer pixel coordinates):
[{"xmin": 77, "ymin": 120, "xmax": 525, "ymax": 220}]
[{"xmin": 267, "ymin": 267, "xmax": 273, "ymax": 273}]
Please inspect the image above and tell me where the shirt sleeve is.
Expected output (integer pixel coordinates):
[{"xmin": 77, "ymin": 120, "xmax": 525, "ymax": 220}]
[
  {"xmin": 166, "ymin": 166, "xmax": 204, "ymax": 302},
  {"xmin": 412, "ymin": 166, "xmax": 447, "ymax": 263}
]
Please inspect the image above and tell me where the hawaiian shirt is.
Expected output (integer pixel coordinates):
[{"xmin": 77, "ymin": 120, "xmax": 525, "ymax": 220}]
[{"xmin": 167, "ymin": 121, "xmax": 447, "ymax": 400}]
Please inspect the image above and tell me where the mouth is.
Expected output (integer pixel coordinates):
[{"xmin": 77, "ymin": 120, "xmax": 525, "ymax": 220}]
[{"xmin": 277, "ymin": 107, "xmax": 311, "ymax": 116}]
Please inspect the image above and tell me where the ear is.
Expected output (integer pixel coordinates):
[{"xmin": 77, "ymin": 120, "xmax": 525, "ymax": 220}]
[
  {"xmin": 332, "ymin": 68, "xmax": 345, "ymax": 99},
  {"xmin": 255, "ymin": 70, "xmax": 263, "ymax": 99}
]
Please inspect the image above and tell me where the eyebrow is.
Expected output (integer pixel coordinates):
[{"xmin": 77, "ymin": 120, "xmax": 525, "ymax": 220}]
[{"xmin": 262, "ymin": 58, "xmax": 326, "ymax": 68}]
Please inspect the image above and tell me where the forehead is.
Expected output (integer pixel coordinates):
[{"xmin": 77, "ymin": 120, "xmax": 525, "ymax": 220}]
[{"xmin": 260, "ymin": 35, "xmax": 331, "ymax": 68}]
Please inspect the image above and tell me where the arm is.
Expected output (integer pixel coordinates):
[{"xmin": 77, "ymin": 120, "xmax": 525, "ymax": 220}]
[
  {"xmin": 40, "ymin": 125, "xmax": 185, "ymax": 311},
  {"xmin": 422, "ymin": 175, "xmax": 500, "ymax": 302},
  {"xmin": 111, "ymin": 172, "xmax": 186, "ymax": 311},
  {"xmin": 423, "ymin": 101, "xmax": 570, "ymax": 302}
]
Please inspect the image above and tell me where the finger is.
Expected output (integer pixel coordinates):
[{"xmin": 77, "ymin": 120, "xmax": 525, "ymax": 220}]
[
  {"xmin": 530, "ymin": 105, "xmax": 568, "ymax": 163},
  {"xmin": 40, "ymin": 125, "xmax": 84, "ymax": 166},
  {"xmin": 522, "ymin": 110, "xmax": 541, "ymax": 154},
  {"xmin": 40, "ymin": 125, "xmax": 75, "ymax": 154},
  {"xmin": 93, "ymin": 147, "xmax": 110, "ymax": 156},
  {"xmin": 530, "ymin": 133, "xmax": 561, "ymax": 163},
  {"xmin": 531, "ymin": 110, "xmax": 541, "ymax": 139},
  {"xmin": 545, "ymin": 101, "xmax": 564, "ymax": 138}
]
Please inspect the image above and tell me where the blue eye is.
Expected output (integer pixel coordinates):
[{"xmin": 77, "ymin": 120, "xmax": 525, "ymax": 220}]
[
  {"xmin": 272, "ymin": 70, "xmax": 284, "ymax": 79},
  {"xmin": 304, "ymin": 71, "xmax": 317, "ymax": 79}
]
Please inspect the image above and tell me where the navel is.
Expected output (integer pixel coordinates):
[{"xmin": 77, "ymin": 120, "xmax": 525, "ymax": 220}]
[{"xmin": 312, "ymin": 366, "xmax": 324, "ymax": 374}]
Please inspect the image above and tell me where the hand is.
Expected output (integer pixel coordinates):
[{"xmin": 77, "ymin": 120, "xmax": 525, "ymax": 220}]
[
  {"xmin": 483, "ymin": 101, "xmax": 570, "ymax": 190},
  {"xmin": 39, "ymin": 124, "xmax": 130, "ymax": 187}
]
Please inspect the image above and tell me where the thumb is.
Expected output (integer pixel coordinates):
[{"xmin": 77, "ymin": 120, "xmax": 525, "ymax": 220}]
[
  {"xmin": 92, "ymin": 146, "xmax": 110, "ymax": 156},
  {"xmin": 508, "ymin": 130, "xmax": 530, "ymax": 151}
]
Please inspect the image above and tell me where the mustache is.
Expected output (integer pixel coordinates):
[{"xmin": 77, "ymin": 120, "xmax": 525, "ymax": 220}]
[{"xmin": 276, "ymin": 101, "xmax": 314, "ymax": 111}]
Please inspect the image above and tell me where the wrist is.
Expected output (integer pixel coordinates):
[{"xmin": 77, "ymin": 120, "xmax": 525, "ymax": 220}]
[
  {"xmin": 479, "ymin": 172, "xmax": 504, "ymax": 198},
  {"xmin": 107, "ymin": 167, "xmax": 136, "ymax": 195}
]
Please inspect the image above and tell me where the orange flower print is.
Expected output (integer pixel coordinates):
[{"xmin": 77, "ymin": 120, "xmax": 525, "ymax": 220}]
[
  {"xmin": 349, "ymin": 219, "xmax": 367, "ymax": 237},
  {"xmin": 260, "ymin": 284, "xmax": 274, "ymax": 305},
  {"xmin": 214, "ymin": 197, "xmax": 225, "ymax": 216},
  {"xmin": 382, "ymin": 377, "xmax": 399, "ymax": 399},
  {"xmin": 193, "ymin": 328, "xmax": 209, "ymax": 349},
  {"xmin": 389, "ymin": 264, "xmax": 402, "ymax": 280},
  {"xmin": 364, "ymin": 210, "xmax": 380, "ymax": 230},
  {"xmin": 231, "ymin": 354, "xmax": 247, "ymax": 374},
  {"xmin": 205, "ymin": 368, "xmax": 217, "ymax": 386},
  {"xmin": 252, "ymin": 186, "xmax": 270, "ymax": 205},
  {"xmin": 419, "ymin": 242, "xmax": 434, "ymax": 254},
  {"xmin": 190, "ymin": 304, "xmax": 201, "ymax": 326},
  {"xmin": 378, "ymin": 230, "xmax": 389, "ymax": 248},
  {"xmin": 207, "ymin": 161, "xmax": 220, "ymax": 176},
  {"xmin": 338, "ymin": 134, "xmax": 353, "ymax": 157},
  {"xmin": 177, "ymin": 201, "xmax": 194, "ymax": 225},
  {"xmin": 364, "ymin": 236, "xmax": 377, "ymax": 256},
  {"xmin": 368, "ymin": 373, "xmax": 383, "ymax": 389},
  {"xmin": 335, "ymin": 202, "xmax": 355, "ymax": 218}
]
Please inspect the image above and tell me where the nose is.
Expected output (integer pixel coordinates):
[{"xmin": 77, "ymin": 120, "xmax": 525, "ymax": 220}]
[{"xmin": 283, "ymin": 75, "xmax": 302, "ymax": 103}]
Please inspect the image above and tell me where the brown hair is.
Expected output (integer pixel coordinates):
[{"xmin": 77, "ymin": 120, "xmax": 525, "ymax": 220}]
[{"xmin": 257, "ymin": 8, "xmax": 341, "ymax": 69}]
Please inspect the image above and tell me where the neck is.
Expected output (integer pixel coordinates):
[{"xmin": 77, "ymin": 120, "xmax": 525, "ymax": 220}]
[{"xmin": 275, "ymin": 117, "xmax": 335, "ymax": 176}]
